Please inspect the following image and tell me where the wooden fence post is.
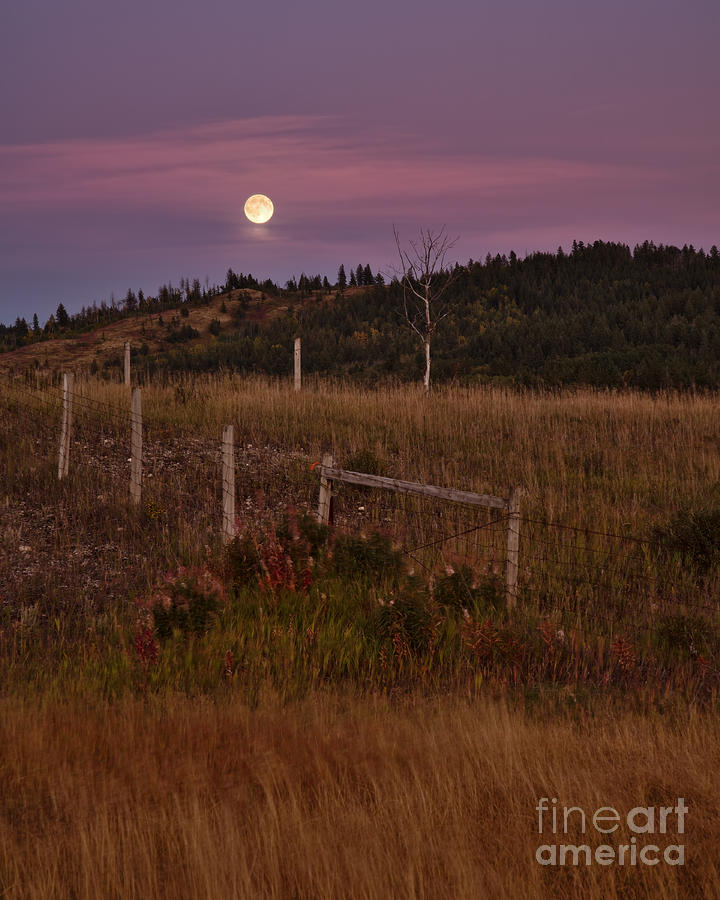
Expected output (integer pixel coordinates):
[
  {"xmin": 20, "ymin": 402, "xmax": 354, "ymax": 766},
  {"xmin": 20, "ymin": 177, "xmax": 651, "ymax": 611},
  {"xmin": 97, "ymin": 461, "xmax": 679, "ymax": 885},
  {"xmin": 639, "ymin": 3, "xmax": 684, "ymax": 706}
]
[
  {"xmin": 124, "ymin": 342, "xmax": 131, "ymax": 386},
  {"xmin": 57, "ymin": 372, "xmax": 74, "ymax": 480},
  {"xmin": 317, "ymin": 453, "xmax": 334, "ymax": 525},
  {"xmin": 130, "ymin": 387, "xmax": 142, "ymax": 506},
  {"xmin": 222, "ymin": 424, "xmax": 235, "ymax": 543},
  {"xmin": 294, "ymin": 337, "xmax": 301, "ymax": 392},
  {"xmin": 505, "ymin": 486, "xmax": 520, "ymax": 611}
]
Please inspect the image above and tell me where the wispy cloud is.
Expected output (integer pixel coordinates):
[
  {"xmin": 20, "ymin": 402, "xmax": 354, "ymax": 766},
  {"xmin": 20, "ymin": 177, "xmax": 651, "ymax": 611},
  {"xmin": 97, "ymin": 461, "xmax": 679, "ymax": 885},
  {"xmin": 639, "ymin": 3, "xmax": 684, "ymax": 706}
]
[{"xmin": 0, "ymin": 115, "xmax": 654, "ymax": 221}]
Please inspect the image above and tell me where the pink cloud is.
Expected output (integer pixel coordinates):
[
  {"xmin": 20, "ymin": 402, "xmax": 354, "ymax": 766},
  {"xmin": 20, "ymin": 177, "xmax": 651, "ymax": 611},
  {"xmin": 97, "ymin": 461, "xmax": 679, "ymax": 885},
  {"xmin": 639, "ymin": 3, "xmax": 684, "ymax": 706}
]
[{"xmin": 0, "ymin": 115, "xmax": 656, "ymax": 223}]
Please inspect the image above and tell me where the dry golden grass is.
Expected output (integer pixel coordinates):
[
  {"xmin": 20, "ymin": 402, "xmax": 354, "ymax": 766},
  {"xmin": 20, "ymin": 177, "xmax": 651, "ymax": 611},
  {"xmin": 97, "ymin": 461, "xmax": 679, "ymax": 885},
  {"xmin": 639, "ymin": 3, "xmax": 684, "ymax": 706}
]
[
  {"xmin": 0, "ymin": 692, "xmax": 718, "ymax": 899},
  {"xmin": 76, "ymin": 374, "xmax": 720, "ymax": 534}
]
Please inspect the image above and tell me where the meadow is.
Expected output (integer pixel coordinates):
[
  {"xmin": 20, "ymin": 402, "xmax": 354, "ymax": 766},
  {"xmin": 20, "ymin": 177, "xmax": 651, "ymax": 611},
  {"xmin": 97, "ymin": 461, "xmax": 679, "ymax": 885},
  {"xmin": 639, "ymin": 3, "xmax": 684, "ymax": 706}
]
[{"xmin": 1, "ymin": 374, "xmax": 719, "ymax": 897}]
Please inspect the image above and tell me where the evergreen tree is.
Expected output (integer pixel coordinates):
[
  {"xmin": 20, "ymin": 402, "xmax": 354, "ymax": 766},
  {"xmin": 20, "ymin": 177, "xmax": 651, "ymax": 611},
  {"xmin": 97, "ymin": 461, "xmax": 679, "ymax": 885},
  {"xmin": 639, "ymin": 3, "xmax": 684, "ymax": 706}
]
[
  {"xmin": 349, "ymin": 269, "xmax": 357, "ymax": 287},
  {"xmin": 337, "ymin": 264, "xmax": 347, "ymax": 292},
  {"xmin": 56, "ymin": 303, "xmax": 70, "ymax": 329}
]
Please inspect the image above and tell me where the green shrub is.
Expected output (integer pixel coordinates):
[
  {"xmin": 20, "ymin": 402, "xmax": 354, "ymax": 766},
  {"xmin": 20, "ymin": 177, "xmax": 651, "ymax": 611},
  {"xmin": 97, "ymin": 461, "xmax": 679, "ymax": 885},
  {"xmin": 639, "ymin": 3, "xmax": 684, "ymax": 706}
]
[
  {"xmin": 653, "ymin": 508, "xmax": 720, "ymax": 570},
  {"xmin": 329, "ymin": 531, "xmax": 404, "ymax": 579},
  {"xmin": 375, "ymin": 582, "xmax": 433, "ymax": 655},
  {"xmin": 277, "ymin": 511, "xmax": 329, "ymax": 559},
  {"xmin": 225, "ymin": 533, "xmax": 262, "ymax": 586},
  {"xmin": 655, "ymin": 612, "xmax": 714, "ymax": 658},
  {"xmin": 150, "ymin": 568, "xmax": 224, "ymax": 641},
  {"xmin": 345, "ymin": 449, "xmax": 381, "ymax": 475},
  {"xmin": 434, "ymin": 566, "xmax": 503, "ymax": 614}
]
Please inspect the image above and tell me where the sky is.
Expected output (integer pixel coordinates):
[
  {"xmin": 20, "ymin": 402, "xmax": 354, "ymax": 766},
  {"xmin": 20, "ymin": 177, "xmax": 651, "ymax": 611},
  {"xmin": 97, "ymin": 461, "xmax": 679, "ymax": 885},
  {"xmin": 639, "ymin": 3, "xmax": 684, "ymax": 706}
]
[{"xmin": 1, "ymin": 0, "xmax": 719, "ymax": 326}]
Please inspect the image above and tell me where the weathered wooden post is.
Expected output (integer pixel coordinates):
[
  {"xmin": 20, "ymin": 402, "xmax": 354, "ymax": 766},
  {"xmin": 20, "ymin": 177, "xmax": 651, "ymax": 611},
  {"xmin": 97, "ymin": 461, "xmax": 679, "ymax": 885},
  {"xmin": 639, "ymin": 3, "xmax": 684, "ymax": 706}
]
[
  {"xmin": 124, "ymin": 342, "xmax": 131, "ymax": 386},
  {"xmin": 294, "ymin": 337, "xmax": 301, "ymax": 392},
  {"xmin": 130, "ymin": 387, "xmax": 142, "ymax": 506},
  {"xmin": 505, "ymin": 486, "xmax": 521, "ymax": 610},
  {"xmin": 317, "ymin": 453, "xmax": 335, "ymax": 525},
  {"xmin": 57, "ymin": 372, "xmax": 74, "ymax": 480},
  {"xmin": 222, "ymin": 424, "xmax": 235, "ymax": 543}
]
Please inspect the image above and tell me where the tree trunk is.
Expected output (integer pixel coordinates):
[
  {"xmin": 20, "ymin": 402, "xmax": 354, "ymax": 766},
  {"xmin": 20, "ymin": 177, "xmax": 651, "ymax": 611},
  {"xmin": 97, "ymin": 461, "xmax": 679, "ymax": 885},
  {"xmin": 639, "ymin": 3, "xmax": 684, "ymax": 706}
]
[
  {"xmin": 423, "ymin": 338, "xmax": 431, "ymax": 395},
  {"xmin": 424, "ymin": 283, "xmax": 431, "ymax": 395}
]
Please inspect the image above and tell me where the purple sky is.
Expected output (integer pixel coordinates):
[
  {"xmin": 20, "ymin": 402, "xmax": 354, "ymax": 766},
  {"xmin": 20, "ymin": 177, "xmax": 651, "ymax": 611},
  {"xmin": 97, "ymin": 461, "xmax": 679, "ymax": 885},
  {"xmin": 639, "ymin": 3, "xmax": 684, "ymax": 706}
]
[{"xmin": 2, "ymin": 0, "xmax": 718, "ymax": 326}]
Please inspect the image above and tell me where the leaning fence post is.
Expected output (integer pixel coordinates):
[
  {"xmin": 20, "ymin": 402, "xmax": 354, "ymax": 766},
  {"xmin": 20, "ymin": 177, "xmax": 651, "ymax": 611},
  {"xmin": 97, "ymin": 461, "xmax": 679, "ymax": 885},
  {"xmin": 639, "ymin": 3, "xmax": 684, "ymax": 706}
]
[
  {"xmin": 124, "ymin": 342, "xmax": 131, "ymax": 386},
  {"xmin": 222, "ymin": 424, "xmax": 235, "ymax": 543},
  {"xmin": 57, "ymin": 372, "xmax": 74, "ymax": 480},
  {"xmin": 317, "ymin": 453, "xmax": 334, "ymax": 525},
  {"xmin": 130, "ymin": 387, "xmax": 142, "ymax": 506},
  {"xmin": 505, "ymin": 486, "xmax": 520, "ymax": 611},
  {"xmin": 294, "ymin": 337, "xmax": 301, "ymax": 392}
]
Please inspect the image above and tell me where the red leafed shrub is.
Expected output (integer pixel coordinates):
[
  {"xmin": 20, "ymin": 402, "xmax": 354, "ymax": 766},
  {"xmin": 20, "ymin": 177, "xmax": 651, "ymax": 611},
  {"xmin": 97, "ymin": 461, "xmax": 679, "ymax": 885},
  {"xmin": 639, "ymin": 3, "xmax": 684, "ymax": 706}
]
[{"xmin": 611, "ymin": 635, "xmax": 637, "ymax": 676}]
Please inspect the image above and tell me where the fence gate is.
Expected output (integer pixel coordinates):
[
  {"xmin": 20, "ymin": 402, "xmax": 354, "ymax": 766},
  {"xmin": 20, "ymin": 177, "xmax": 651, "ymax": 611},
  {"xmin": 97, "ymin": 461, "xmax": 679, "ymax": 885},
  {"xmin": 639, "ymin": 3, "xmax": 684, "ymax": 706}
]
[{"xmin": 316, "ymin": 455, "xmax": 521, "ymax": 610}]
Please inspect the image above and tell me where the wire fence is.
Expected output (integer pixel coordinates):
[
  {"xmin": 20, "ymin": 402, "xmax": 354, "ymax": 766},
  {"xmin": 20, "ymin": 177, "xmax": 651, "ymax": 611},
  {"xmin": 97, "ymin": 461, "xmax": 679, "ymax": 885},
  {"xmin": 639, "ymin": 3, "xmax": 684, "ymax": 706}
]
[{"xmin": 1, "ymin": 379, "xmax": 718, "ymax": 678}]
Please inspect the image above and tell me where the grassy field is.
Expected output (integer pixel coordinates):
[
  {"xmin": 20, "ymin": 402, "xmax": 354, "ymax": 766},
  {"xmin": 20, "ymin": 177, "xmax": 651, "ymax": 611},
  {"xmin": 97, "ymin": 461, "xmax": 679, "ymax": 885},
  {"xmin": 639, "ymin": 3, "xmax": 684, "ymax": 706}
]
[
  {"xmin": 1, "ymin": 375, "xmax": 719, "ymax": 896},
  {"xmin": 1, "ymin": 692, "xmax": 718, "ymax": 899}
]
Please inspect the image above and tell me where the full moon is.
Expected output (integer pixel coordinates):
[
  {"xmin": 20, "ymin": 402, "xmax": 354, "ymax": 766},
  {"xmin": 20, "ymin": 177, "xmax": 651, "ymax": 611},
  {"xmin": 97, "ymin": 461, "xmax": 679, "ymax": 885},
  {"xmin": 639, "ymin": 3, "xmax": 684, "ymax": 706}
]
[{"xmin": 244, "ymin": 194, "xmax": 274, "ymax": 224}]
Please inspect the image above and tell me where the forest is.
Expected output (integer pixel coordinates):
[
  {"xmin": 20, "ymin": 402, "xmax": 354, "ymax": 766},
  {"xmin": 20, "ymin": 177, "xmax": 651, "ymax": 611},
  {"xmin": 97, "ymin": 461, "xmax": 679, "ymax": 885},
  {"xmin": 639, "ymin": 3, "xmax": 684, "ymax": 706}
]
[{"xmin": 4, "ymin": 240, "xmax": 720, "ymax": 389}]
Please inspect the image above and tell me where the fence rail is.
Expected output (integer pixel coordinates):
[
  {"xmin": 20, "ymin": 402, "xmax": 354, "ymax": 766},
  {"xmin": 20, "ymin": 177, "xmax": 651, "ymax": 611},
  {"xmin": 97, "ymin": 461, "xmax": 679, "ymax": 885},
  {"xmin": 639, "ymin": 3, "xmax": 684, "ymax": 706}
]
[{"xmin": 1, "ymin": 378, "xmax": 718, "ymax": 653}]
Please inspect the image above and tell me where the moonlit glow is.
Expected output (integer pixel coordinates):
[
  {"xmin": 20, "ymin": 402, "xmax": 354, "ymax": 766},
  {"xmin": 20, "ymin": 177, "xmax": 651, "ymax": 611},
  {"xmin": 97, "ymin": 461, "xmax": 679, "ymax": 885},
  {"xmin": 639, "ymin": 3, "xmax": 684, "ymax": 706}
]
[{"xmin": 244, "ymin": 193, "xmax": 274, "ymax": 224}]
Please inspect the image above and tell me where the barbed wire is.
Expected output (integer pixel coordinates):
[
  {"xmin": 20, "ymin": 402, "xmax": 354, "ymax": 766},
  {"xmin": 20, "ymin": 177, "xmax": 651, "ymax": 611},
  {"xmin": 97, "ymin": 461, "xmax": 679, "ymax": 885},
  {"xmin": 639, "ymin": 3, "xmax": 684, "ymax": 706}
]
[{"xmin": 2, "ymin": 386, "xmax": 718, "ymax": 635}]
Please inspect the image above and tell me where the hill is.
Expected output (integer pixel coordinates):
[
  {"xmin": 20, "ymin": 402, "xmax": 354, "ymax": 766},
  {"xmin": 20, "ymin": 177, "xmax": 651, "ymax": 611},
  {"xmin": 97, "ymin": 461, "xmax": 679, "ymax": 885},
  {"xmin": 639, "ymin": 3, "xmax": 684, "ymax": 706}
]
[{"xmin": 3, "ymin": 240, "xmax": 720, "ymax": 388}]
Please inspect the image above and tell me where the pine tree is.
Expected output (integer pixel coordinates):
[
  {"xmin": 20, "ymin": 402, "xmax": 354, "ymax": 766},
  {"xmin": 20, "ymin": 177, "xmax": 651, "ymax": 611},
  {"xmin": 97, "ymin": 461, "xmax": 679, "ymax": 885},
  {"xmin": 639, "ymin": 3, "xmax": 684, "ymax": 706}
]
[
  {"xmin": 56, "ymin": 303, "xmax": 70, "ymax": 329},
  {"xmin": 337, "ymin": 264, "xmax": 347, "ymax": 292}
]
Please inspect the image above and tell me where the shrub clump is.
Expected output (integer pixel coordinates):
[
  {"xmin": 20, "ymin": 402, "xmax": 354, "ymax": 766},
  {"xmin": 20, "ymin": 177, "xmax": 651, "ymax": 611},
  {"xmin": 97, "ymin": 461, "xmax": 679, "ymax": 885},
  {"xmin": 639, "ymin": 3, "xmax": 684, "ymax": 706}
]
[
  {"xmin": 433, "ymin": 565, "xmax": 503, "ymax": 614},
  {"xmin": 144, "ymin": 567, "xmax": 226, "ymax": 642},
  {"xmin": 652, "ymin": 508, "xmax": 720, "ymax": 570},
  {"xmin": 655, "ymin": 612, "xmax": 714, "ymax": 658},
  {"xmin": 328, "ymin": 531, "xmax": 404, "ymax": 579}
]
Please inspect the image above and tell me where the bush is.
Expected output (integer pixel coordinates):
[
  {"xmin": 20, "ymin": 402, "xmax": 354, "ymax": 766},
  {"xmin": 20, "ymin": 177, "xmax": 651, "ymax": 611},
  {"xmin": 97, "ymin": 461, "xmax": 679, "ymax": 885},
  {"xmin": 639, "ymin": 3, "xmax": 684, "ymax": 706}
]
[
  {"xmin": 653, "ymin": 508, "xmax": 720, "ymax": 570},
  {"xmin": 375, "ymin": 581, "xmax": 433, "ymax": 655},
  {"xmin": 434, "ymin": 566, "xmax": 503, "ymax": 614},
  {"xmin": 276, "ymin": 510, "xmax": 329, "ymax": 560},
  {"xmin": 143, "ymin": 568, "xmax": 225, "ymax": 642},
  {"xmin": 225, "ymin": 533, "xmax": 262, "ymax": 586},
  {"xmin": 655, "ymin": 612, "xmax": 714, "ymax": 658},
  {"xmin": 345, "ymin": 449, "xmax": 381, "ymax": 475},
  {"xmin": 166, "ymin": 324, "xmax": 199, "ymax": 343},
  {"xmin": 329, "ymin": 531, "xmax": 404, "ymax": 579}
]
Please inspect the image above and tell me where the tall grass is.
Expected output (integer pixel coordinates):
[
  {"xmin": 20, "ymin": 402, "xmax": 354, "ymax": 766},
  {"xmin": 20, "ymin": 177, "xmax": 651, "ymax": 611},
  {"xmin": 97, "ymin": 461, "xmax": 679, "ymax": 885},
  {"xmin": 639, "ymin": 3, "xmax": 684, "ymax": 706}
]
[
  {"xmin": 1, "ymin": 692, "xmax": 718, "ymax": 899},
  {"xmin": 78, "ymin": 374, "xmax": 720, "ymax": 533},
  {"xmin": 1, "ymin": 375, "xmax": 718, "ymax": 895}
]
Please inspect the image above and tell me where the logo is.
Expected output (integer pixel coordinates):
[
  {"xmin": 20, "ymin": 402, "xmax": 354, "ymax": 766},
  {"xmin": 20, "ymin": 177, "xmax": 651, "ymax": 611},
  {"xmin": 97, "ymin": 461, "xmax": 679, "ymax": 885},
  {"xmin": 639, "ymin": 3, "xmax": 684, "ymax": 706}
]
[{"xmin": 535, "ymin": 797, "xmax": 687, "ymax": 866}]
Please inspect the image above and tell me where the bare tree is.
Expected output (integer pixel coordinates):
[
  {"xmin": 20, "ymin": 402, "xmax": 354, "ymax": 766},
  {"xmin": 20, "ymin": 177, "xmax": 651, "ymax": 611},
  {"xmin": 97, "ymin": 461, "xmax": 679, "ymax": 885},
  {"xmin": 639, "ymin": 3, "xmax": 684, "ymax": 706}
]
[{"xmin": 394, "ymin": 226, "xmax": 459, "ymax": 394}]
